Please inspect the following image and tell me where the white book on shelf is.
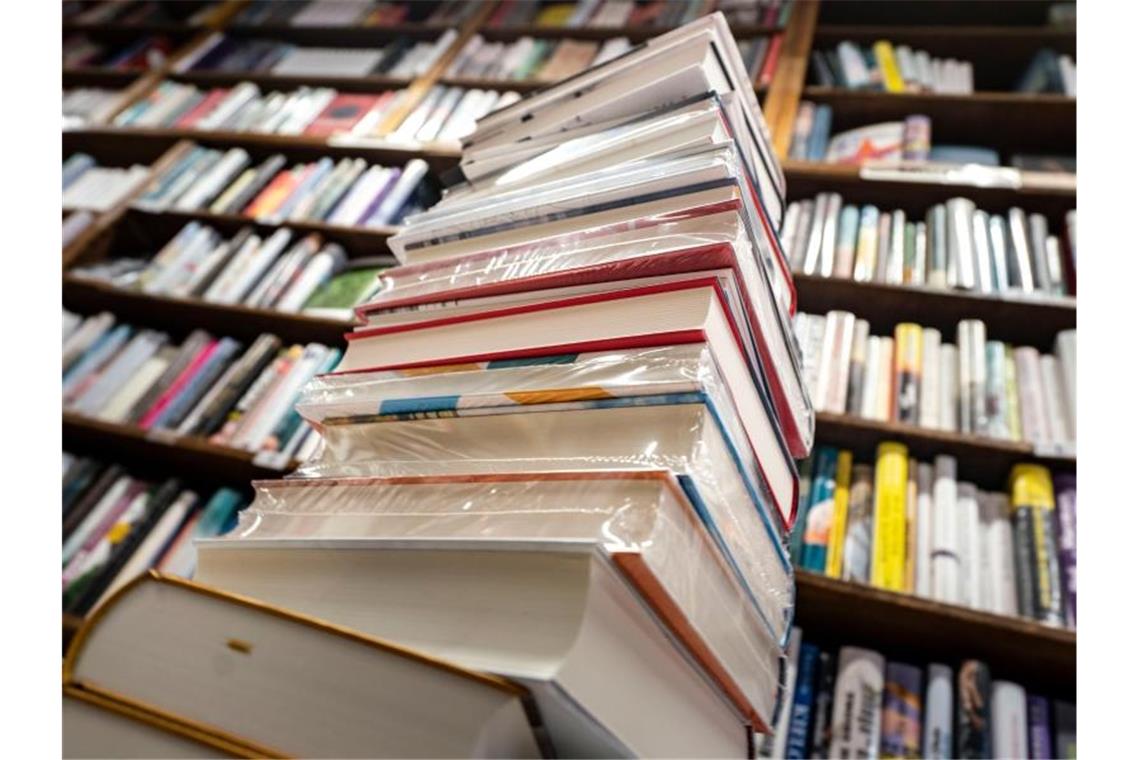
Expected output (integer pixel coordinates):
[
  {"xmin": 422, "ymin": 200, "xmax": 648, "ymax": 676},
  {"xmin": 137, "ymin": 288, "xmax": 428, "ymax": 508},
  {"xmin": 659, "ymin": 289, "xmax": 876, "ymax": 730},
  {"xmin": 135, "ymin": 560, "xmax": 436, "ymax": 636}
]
[
  {"xmin": 956, "ymin": 481, "xmax": 982, "ymax": 609},
  {"xmin": 923, "ymin": 664, "xmax": 954, "ymax": 759},
  {"xmin": 918, "ymin": 328, "xmax": 941, "ymax": 429},
  {"xmin": 828, "ymin": 647, "xmax": 884, "ymax": 760},
  {"xmin": 914, "ymin": 462, "xmax": 935, "ymax": 598},
  {"xmin": 930, "ymin": 455, "xmax": 961, "ymax": 605},
  {"xmin": 991, "ymin": 681, "xmax": 1029, "ymax": 760}
]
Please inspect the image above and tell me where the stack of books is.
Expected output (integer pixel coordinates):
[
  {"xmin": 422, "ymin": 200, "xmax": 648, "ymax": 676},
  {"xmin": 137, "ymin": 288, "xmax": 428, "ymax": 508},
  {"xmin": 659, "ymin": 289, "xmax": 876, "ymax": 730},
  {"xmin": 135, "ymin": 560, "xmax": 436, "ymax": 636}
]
[
  {"xmin": 64, "ymin": 14, "xmax": 813, "ymax": 757},
  {"xmin": 763, "ymin": 629, "xmax": 1076, "ymax": 758}
]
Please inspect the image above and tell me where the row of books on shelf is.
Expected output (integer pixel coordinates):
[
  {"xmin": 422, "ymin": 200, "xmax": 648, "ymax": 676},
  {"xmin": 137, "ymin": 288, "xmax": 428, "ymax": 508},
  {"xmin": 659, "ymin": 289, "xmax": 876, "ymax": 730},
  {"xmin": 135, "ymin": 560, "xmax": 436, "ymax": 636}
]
[
  {"xmin": 62, "ymin": 452, "xmax": 249, "ymax": 617},
  {"xmin": 63, "ymin": 312, "xmax": 333, "ymax": 461},
  {"xmin": 63, "ymin": 153, "xmax": 150, "ymax": 213},
  {"xmin": 112, "ymin": 80, "xmax": 408, "ymax": 135},
  {"xmin": 178, "ymin": 31, "xmax": 457, "ymax": 78},
  {"xmin": 793, "ymin": 443, "xmax": 1076, "ymax": 629},
  {"xmin": 71, "ymin": 222, "xmax": 389, "ymax": 319},
  {"xmin": 63, "ymin": 0, "xmax": 220, "ymax": 27},
  {"xmin": 761, "ymin": 632, "xmax": 1076, "ymax": 759},
  {"xmin": 63, "ymin": 86, "xmax": 124, "ymax": 128},
  {"xmin": 782, "ymin": 195, "xmax": 1076, "ymax": 298},
  {"xmin": 796, "ymin": 311, "xmax": 1076, "ymax": 451},
  {"xmin": 485, "ymin": 0, "xmax": 789, "ymax": 29},
  {"xmin": 233, "ymin": 0, "xmax": 481, "ymax": 28},
  {"xmin": 132, "ymin": 142, "xmax": 436, "ymax": 224},
  {"xmin": 63, "ymin": 211, "xmax": 97, "ymax": 250},
  {"xmin": 446, "ymin": 33, "xmax": 632, "ymax": 82},
  {"xmin": 810, "ymin": 40, "xmax": 974, "ymax": 95},
  {"xmin": 63, "ymin": 33, "xmax": 175, "ymax": 71},
  {"xmin": 788, "ymin": 106, "xmax": 1075, "ymax": 172},
  {"xmin": 1017, "ymin": 48, "xmax": 1077, "ymax": 96},
  {"xmin": 382, "ymin": 85, "xmax": 522, "ymax": 145}
]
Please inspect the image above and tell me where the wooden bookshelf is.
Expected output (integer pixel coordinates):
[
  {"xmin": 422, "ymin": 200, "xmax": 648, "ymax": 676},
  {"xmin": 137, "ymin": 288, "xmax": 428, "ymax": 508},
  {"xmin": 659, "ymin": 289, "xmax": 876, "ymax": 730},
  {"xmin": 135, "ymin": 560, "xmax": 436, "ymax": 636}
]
[
  {"xmin": 795, "ymin": 571, "xmax": 1075, "ymax": 696},
  {"xmin": 814, "ymin": 411, "xmax": 1074, "ymax": 490},
  {"xmin": 794, "ymin": 274, "xmax": 1075, "ymax": 351},
  {"xmin": 61, "ymin": 0, "xmax": 1076, "ymax": 703},
  {"xmin": 168, "ymin": 69, "xmax": 417, "ymax": 94}
]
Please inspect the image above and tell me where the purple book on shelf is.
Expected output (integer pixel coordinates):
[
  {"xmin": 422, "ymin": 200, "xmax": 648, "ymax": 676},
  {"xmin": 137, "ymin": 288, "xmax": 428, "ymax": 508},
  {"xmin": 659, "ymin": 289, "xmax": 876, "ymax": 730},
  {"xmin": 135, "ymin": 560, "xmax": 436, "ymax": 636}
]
[
  {"xmin": 353, "ymin": 168, "xmax": 402, "ymax": 226},
  {"xmin": 1054, "ymin": 473, "xmax": 1076, "ymax": 627},
  {"xmin": 1027, "ymin": 694, "xmax": 1053, "ymax": 759}
]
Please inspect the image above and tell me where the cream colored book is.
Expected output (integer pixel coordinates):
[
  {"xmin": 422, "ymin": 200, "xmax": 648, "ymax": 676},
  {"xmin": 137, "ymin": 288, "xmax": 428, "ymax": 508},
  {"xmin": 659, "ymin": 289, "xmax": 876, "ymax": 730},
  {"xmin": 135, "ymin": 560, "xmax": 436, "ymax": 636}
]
[
  {"xmin": 201, "ymin": 470, "xmax": 781, "ymax": 734},
  {"xmin": 65, "ymin": 574, "xmax": 542, "ymax": 759},
  {"xmin": 875, "ymin": 336, "xmax": 895, "ymax": 421}
]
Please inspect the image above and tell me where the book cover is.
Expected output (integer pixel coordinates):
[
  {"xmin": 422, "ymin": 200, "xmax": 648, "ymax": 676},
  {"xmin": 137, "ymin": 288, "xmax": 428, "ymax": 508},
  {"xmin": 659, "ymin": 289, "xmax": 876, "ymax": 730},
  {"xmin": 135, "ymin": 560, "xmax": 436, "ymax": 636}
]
[
  {"xmin": 801, "ymin": 447, "xmax": 838, "ymax": 572},
  {"xmin": 829, "ymin": 647, "xmax": 885, "ymax": 759},
  {"xmin": 1027, "ymin": 694, "xmax": 1053, "ymax": 759},
  {"xmin": 923, "ymin": 664, "xmax": 954, "ymax": 759},
  {"xmin": 893, "ymin": 323, "xmax": 922, "ymax": 424},
  {"xmin": 1009, "ymin": 464, "xmax": 1064, "ymax": 625},
  {"xmin": 786, "ymin": 641, "xmax": 820, "ymax": 759},
  {"xmin": 930, "ymin": 455, "xmax": 961, "ymax": 604},
  {"xmin": 991, "ymin": 681, "xmax": 1029, "ymax": 759},
  {"xmin": 956, "ymin": 660, "xmax": 992, "ymax": 759},
  {"xmin": 825, "ymin": 450, "xmax": 854, "ymax": 579},
  {"xmin": 881, "ymin": 662, "xmax": 923, "ymax": 759},
  {"xmin": 871, "ymin": 442, "xmax": 908, "ymax": 591},
  {"xmin": 873, "ymin": 41, "xmax": 906, "ymax": 92},
  {"xmin": 1053, "ymin": 473, "xmax": 1076, "ymax": 627},
  {"xmin": 1053, "ymin": 700, "xmax": 1075, "ymax": 759},
  {"xmin": 810, "ymin": 650, "xmax": 836, "ymax": 758},
  {"xmin": 842, "ymin": 463, "xmax": 875, "ymax": 582}
]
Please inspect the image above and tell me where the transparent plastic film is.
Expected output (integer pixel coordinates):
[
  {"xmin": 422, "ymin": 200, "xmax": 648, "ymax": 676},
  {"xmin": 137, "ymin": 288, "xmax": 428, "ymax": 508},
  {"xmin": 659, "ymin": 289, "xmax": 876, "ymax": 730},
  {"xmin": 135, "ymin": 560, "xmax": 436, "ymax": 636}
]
[
  {"xmin": 294, "ymin": 398, "xmax": 794, "ymax": 648},
  {"xmin": 296, "ymin": 343, "xmax": 796, "ymax": 536},
  {"xmin": 213, "ymin": 470, "xmax": 781, "ymax": 725},
  {"xmin": 364, "ymin": 207, "xmax": 744, "ymax": 312}
]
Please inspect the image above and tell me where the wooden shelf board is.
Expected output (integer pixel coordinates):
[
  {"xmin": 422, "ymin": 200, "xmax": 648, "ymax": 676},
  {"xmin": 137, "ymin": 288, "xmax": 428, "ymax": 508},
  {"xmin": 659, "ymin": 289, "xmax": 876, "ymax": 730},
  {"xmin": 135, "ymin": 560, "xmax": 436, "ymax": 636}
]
[
  {"xmin": 814, "ymin": 411, "xmax": 1074, "ymax": 489},
  {"xmin": 62, "ymin": 412, "xmax": 298, "ymax": 487},
  {"xmin": 223, "ymin": 22, "xmax": 457, "ymax": 43},
  {"xmin": 63, "ymin": 66, "xmax": 150, "ymax": 88},
  {"xmin": 813, "ymin": 24, "xmax": 1075, "ymax": 43},
  {"xmin": 795, "ymin": 570, "xmax": 1075, "ymax": 694},
  {"xmin": 170, "ymin": 69, "xmax": 415, "ymax": 94},
  {"xmin": 62, "ymin": 274, "xmax": 353, "ymax": 347},
  {"xmin": 803, "ymin": 86, "xmax": 1074, "ymax": 108},
  {"xmin": 793, "ymin": 273, "xmax": 1075, "ymax": 351}
]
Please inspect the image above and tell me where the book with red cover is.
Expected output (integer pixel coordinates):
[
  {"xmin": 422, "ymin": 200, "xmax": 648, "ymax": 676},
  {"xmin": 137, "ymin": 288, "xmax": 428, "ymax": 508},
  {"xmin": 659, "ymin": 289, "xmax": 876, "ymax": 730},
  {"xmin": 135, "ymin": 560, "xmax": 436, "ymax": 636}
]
[
  {"xmin": 337, "ymin": 275, "xmax": 800, "ymax": 531},
  {"xmin": 758, "ymin": 34, "xmax": 784, "ymax": 87},
  {"xmin": 173, "ymin": 88, "xmax": 230, "ymax": 128},
  {"xmin": 304, "ymin": 93, "xmax": 388, "ymax": 137},
  {"xmin": 243, "ymin": 169, "xmax": 301, "ymax": 219},
  {"xmin": 138, "ymin": 340, "xmax": 219, "ymax": 430}
]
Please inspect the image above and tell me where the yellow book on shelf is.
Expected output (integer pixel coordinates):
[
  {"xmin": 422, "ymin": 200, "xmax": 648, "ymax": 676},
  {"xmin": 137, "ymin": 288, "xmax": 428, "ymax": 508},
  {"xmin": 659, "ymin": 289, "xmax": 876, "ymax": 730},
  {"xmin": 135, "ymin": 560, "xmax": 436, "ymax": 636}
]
[
  {"xmin": 824, "ymin": 450, "xmax": 854, "ymax": 578},
  {"xmin": 870, "ymin": 442, "xmax": 908, "ymax": 591},
  {"xmin": 903, "ymin": 457, "xmax": 918, "ymax": 594},
  {"xmin": 873, "ymin": 41, "xmax": 906, "ymax": 93},
  {"xmin": 536, "ymin": 4, "xmax": 576, "ymax": 26}
]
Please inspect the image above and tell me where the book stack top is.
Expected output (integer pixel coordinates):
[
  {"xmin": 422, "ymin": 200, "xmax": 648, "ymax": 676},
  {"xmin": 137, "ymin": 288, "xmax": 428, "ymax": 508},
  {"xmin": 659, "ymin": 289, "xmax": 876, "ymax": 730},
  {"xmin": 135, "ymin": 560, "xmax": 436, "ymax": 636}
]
[{"xmin": 65, "ymin": 13, "xmax": 812, "ymax": 759}]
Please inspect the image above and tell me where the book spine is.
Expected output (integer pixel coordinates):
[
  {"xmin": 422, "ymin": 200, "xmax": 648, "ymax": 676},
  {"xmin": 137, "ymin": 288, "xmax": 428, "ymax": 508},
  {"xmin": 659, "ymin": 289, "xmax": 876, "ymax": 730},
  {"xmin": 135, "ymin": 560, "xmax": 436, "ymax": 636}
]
[
  {"xmin": 1009, "ymin": 464, "xmax": 1064, "ymax": 624},
  {"xmin": 873, "ymin": 41, "xmax": 906, "ymax": 92},
  {"xmin": 938, "ymin": 344, "xmax": 959, "ymax": 431},
  {"xmin": 859, "ymin": 336, "xmax": 881, "ymax": 419},
  {"xmin": 874, "ymin": 211, "xmax": 892, "ymax": 283},
  {"xmin": 1027, "ymin": 695, "xmax": 1053, "ymax": 759},
  {"xmin": 786, "ymin": 641, "xmax": 820, "ymax": 759},
  {"xmin": 956, "ymin": 482, "xmax": 982, "ymax": 608},
  {"xmin": 852, "ymin": 205, "xmax": 880, "ymax": 282},
  {"xmin": 819, "ymin": 311, "xmax": 856, "ymax": 413},
  {"xmin": 947, "ymin": 198, "xmax": 977, "ymax": 290},
  {"xmin": 956, "ymin": 660, "xmax": 992, "ymax": 759},
  {"xmin": 923, "ymin": 664, "xmax": 954, "ymax": 759},
  {"xmin": 956, "ymin": 319, "xmax": 987, "ymax": 434},
  {"xmin": 830, "ymin": 647, "xmax": 885, "ymax": 759},
  {"xmin": 817, "ymin": 194, "xmax": 841, "ymax": 277},
  {"xmin": 971, "ymin": 209, "xmax": 995, "ymax": 293},
  {"xmin": 1053, "ymin": 474, "xmax": 1077, "ymax": 627},
  {"xmin": 875, "ymin": 336, "xmax": 895, "ymax": 422},
  {"xmin": 893, "ymin": 323, "xmax": 923, "ymax": 424},
  {"xmin": 991, "ymin": 681, "xmax": 1029, "ymax": 759},
  {"xmin": 918, "ymin": 328, "xmax": 941, "ymax": 429},
  {"xmin": 985, "ymin": 493, "xmax": 1019, "ymax": 616},
  {"xmin": 800, "ymin": 447, "xmax": 839, "ymax": 571},
  {"xmin": 881, "ymin": 662, "xmax": 923, "ymax": 759},
  {"xmin": 984, "ymin": 341, "xmax": 1009, "ymax": 439},
  {"xmin": 904, "ymin": 457, "xmax": 919, "ymax": 594},
  {"xmin": 845, "ymin": 320, "xmax": 870, "ymax": 415},
  {"xmin": 886, "ymin": 210, "xmax": 906, "ymax": 284},
  {"xmin": 825, "ymin": 450, "xmax": 854, "ymax": 579},
  {"xmin": 1005, "ymin": 347, "xmax": 1023, "ymax": 441},
  {"xmin": 912, "ymin": 221, "xmax": 927, "ymax": 284},
  {"xmin": 871, "ymin": 442, "xmax": 909, "ymax": 591},
  {"xmin": 989, "ymin": 215, "xmax": 1011, "ymax": 292},
  {"xmin": 1014, "ymin": 347, "xmax": 1047, "ymax": 445},
  {"xmin": 930, "ymin": 455, "xmax": 961, "ymax": 604},
  {"xmin": 760, "ymin": 627, "xmax": 802, "ymax": 759},
  {"xmin": 810, "ymin": 649, "xmax": 837, "ymax": 757},
  {"xmin": 914, "ymin": 461, "xmax": 934, "ymax": 598},
  {"xmin": 842, "ymin": 464, "xmax": 875, "ymax": 583},
  {"xmin": 926, "ymin": 204, "xmax": 948, "ymax": 288},
  {"xmin": 1007, "ymin": 208, "xmax": 1036, "ymax": 292}
]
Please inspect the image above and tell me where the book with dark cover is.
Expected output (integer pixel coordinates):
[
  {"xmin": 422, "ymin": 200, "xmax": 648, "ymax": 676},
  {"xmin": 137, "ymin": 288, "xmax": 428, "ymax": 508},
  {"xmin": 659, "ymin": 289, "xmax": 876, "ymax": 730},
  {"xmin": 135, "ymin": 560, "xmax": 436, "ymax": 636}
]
[
  {"xmin": 811, "ymin": 50, "xmax": 836, "ymax": 86},
  {"xmin": 1027, "ymin": 694, "xmax": 1053, "ymax": 759},
  {"xmin": 153, "ymin": 338, "xmax": 243, "ymax": 431},
  {"xmin": 1009, "ymin": 464, "xmax": 1064, "ymax": 625},
  {"xmin": 881, "ymin": 662, "xmax": 923, "ymax": 759},
  {"xmin": 188, "ymin": 227, "xmax": 255, "ymax": 298},
  {"xmin": 63, "ymin": 458, "xmax": 104, "ymax": 515},
  {"xmin": 956, "ymin": 660, "xmax": 991, "ymax": 759},
  {"xmin": 63, "ymin": 464, "xmax": 125, "ymax": 541},
  {"xmin": 123, "ymin": 330, "xmax": 212, "ymax": 425},
  {"xmin": 809, "ymin": 650, "xmax": 836, "ymax": 758},
  {"xmin": 65, "ymin": 478, "xmax": 185, "ymax": 616},
  {"xmin": 187, "ymin": 333, "xmax": 282, "ymax": 437},
  {"xmin": 1054, "ymin": 473, "xmax": 1077, "ymax": 627},
  {"xmin": 1053, "ymin": 700, "xmax": 1075, "ymax": 759},
  {"xmin": 786, "ymin": 641, "xmax": 820, "ymax": 759}
]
